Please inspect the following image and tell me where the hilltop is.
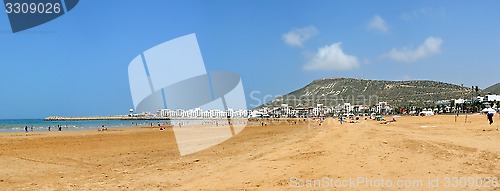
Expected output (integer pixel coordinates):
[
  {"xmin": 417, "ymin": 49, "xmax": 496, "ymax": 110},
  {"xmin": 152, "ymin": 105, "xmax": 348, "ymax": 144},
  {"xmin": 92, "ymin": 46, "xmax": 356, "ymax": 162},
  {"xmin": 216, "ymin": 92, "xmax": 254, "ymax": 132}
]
[
  {"xmin": 484, "ymin": 83, "xmax": 500, "ymax": 94},
  {"xmin": 260, "ymin": 78, "xmax": 487, "ymax": 108}
]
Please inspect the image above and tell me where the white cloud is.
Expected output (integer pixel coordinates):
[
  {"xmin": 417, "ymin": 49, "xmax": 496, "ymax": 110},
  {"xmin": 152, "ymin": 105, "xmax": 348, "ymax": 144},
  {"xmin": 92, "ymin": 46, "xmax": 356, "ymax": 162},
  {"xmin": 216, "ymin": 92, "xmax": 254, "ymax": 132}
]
[
  {"xmin": 385, "ymin": 36, "xmax": 443, "ymax": 62},
  {"xmin": 367, "ymin": 15, "xmax": 389, "ymax": 32},
  {"xmin": 282, "ymin": 26, "xmax": 318, "ymax": 47},
  {"xmin": 304, "ymin": 43, "xmax": 359, "ymax": 71}
]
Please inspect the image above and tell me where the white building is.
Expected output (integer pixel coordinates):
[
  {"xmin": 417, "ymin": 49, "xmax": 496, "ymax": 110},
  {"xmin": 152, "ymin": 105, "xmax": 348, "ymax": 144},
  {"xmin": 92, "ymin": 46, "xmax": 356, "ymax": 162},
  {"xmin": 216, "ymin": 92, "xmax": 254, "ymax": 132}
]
[
  {"xmin": 353, "ymin": 105, "xmax": 370, "ymax": 113},
  {"xmin": 157, "ymin": 108, "xmax": 248, "ymax": 119},
  {"xmin": 485, "ymin": 95, "xmax": 500, "ymax": 102},
  {"xmin": 310, "ymin": 104, "xmax": 329, "ymax": 117},
  {"xmin": 374, "ymin": 102, "xmax": 392, "ymax": 114},
  {"xmin": 343, "ymin": 103, "xmax": 353, "ymax": 114},
  {"xmin": 453, "ymin": 98, "xmax": 466, "ymax": 105}
]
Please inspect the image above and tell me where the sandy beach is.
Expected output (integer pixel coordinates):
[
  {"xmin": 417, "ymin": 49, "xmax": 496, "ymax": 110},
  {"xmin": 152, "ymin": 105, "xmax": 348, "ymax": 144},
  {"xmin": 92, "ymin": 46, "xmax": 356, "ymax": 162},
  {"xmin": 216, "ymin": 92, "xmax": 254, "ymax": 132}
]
[{"xmin": 0, "ymin": 114, "xmax": 499, "ymax": 190}]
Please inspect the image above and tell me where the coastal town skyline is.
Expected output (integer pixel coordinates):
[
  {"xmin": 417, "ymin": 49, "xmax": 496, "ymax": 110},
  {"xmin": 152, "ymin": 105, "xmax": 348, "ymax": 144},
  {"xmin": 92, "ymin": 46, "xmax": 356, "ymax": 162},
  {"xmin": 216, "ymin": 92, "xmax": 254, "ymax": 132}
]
[{"xmin": 2, "ymin": 1, "xmax": 500, "ymax": 119}]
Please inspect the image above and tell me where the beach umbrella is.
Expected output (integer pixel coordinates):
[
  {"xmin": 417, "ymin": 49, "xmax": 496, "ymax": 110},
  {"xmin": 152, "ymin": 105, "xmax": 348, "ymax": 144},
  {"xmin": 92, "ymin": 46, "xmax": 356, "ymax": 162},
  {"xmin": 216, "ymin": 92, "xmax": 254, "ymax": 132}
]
[{"xmin": 481, "ymin": 108, "xmax": 496, "ymax": 114}]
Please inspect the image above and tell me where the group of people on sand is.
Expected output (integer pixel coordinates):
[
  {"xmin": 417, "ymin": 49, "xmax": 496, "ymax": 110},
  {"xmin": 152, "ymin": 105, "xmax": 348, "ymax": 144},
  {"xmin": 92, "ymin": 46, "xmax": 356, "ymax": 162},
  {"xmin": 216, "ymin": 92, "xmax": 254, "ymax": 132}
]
[
  {"xmin": 25, "ymin": 125, "xmax": 63, "ymax": 132},
  {"xmin": 253, "ymin": 118, "xmax": 304, "ymax": 126},
  {"xmin": 286, "ymin": 119, "xmax": 298, "ymax": 125},
  {"xmin": 380, "ymin": 116, "xmax": 397, "ymax": 124},
  {"xmin": 336, "ymin": 114, "xmax": 397, "ymax": 125},
  {"xmin": 98, "ymin": 125, "xmax": 108, "ymax": 131},
  {"xmin": 338, "ymin": 115, "xmax": 363, "ymax": 124}
]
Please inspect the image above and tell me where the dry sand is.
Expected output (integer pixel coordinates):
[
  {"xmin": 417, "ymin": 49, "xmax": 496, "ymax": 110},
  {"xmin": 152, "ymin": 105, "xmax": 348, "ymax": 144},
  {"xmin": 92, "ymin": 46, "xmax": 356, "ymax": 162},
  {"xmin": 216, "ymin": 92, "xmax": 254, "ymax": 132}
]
[{"xmin": 0, "ymin": 115, "xmax": 499, "ymax": 190}]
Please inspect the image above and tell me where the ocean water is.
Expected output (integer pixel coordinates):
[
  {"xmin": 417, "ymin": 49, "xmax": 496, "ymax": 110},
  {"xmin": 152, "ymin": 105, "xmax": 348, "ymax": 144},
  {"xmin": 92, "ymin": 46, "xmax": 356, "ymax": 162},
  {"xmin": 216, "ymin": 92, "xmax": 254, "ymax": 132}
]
[
  {"xmin": 0, "ymin": 119, "xmax": 171, "ymax": 133},
  {"xmin": 0, "ymin": 119, "xmax": 244, "ymax": 133}
]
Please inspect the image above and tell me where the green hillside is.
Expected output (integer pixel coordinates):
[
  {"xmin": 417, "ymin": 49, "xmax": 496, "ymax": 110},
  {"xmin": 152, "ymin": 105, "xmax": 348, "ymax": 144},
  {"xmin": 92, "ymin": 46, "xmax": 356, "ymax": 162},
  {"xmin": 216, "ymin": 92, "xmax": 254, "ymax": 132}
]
[{"xmin": 260, "ymin": 78, "xmax": 486, "ymax": 108}]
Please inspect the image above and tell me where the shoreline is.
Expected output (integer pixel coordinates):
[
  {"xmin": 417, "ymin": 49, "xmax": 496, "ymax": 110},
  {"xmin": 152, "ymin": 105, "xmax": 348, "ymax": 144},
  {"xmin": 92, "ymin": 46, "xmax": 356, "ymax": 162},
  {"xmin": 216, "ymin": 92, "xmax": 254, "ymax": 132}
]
[
  {"xmin": 44, "ymin": 116, "xmax": 254, "ymax": 121},
  {"xmin": 0, "ymin": 125, "xmax": 144, "ymax": 137},
  {"xmin": 1, "ymin": 118, "xmax": 252, "ymax": 133},
  {"xmin": 44, "ymin": 116, "xmax": 171, "ymax": 121}
]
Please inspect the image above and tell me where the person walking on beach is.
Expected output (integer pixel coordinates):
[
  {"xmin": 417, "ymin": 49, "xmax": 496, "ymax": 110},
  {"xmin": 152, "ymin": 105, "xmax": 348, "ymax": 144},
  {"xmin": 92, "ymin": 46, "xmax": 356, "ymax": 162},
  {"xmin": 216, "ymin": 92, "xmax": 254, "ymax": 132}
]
[
  {"xmin": 484, "ymin": 112, "xmax": 498, "ymax": 131},
  {"xmin": 487, "ymin": 112, "xmax": 494, "ymax": 125},
  {"xmin": 25, "ymin": 126, "xmax": 28, "ymax": 132}
]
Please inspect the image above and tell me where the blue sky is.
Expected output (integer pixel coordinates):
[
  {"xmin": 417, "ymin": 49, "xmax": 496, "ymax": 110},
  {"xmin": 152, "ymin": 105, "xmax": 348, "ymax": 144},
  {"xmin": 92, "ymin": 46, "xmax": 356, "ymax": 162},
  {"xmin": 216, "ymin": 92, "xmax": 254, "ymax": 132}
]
[{"xmin": 1, "ymin": 1, "xmax": 500, "ymax": 119}]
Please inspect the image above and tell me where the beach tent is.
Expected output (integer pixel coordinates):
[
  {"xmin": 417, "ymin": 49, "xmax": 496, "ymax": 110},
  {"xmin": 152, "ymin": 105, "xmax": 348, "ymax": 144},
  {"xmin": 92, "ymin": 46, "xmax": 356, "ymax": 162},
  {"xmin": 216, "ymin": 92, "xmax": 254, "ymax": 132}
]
[
  {"xmin": 418, "ymin": 111, "xmax": 434, "ymax": 116},
  {"xmin": 481, "ymin": 108, "xmax": 496, "ymax": 114}
]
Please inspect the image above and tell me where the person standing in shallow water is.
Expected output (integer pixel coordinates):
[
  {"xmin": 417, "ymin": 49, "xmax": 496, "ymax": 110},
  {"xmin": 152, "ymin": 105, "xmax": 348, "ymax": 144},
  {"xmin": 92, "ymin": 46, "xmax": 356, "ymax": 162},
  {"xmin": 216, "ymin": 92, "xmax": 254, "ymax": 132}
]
[{"xmin": 25, "ymin": 126, "xmax": 28, "ymax": 132}]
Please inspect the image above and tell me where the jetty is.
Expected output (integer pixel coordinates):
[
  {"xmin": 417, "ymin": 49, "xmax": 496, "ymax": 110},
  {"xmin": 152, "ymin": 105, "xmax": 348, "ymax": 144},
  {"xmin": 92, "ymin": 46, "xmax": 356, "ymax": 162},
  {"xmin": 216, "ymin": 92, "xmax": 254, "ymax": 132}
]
[{"xmin": 44, "ymin": 116, "xmax": 170, "ymax": 121}]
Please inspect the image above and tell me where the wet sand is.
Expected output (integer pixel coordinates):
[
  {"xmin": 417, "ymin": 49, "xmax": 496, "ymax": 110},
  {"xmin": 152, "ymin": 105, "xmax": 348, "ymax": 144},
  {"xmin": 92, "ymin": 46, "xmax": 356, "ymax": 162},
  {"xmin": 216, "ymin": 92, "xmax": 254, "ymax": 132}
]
[{"xmin": 0, "ymin": 115, "xmax": 499, "ymax": 190}]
